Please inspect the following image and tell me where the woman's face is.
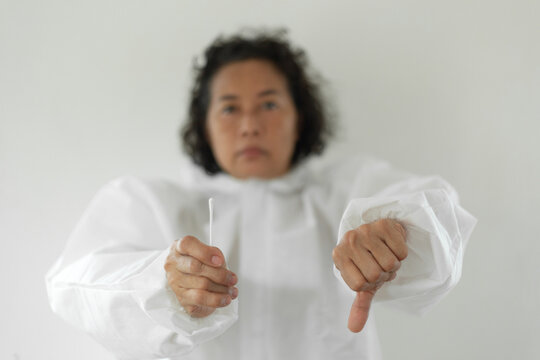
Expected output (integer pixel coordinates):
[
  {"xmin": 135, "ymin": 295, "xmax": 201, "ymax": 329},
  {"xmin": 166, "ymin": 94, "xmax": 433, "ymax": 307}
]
[{"xmin": 206, "ymin": 59, "xmax": 299, "ymax": 179}]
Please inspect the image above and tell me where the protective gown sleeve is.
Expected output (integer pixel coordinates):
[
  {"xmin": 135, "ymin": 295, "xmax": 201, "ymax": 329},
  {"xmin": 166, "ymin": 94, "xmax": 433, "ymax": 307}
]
[
  {"xmin": 333, "ymin": 157, "xmax": 477, "ymax": 315},
  {"xmin": 45, "ymin": 177, "xmax": 238, "ymax": 359}
]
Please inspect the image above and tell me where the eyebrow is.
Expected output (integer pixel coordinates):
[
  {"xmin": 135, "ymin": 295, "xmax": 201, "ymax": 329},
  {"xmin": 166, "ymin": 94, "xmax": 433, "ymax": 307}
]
[
  {"xmin": 258, "ymin": 89, "xmax": 279, "ymax": 97},
  {"xmin": 218, "ymin": 89, "xmax": 280, "ymax": 102}
]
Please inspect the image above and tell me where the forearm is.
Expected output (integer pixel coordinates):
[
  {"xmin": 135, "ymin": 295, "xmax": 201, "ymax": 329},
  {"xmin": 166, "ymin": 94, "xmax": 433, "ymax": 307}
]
[{"xmin": 46, "ymin": 249, "xmax": 238, "ymax": 359}]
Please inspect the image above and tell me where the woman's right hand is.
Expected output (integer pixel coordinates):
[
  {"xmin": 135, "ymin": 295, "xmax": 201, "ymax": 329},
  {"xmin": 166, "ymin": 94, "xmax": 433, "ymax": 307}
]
[{"xmin": 164, "ymin": 236, "xmax": 238, "ymax": 318}]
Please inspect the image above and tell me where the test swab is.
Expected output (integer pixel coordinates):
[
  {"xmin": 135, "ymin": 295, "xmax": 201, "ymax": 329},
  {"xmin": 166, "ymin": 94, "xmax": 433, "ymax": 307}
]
[{"xmin": 208, "ymin": 197, "xmax": 214, "ymax": 246}]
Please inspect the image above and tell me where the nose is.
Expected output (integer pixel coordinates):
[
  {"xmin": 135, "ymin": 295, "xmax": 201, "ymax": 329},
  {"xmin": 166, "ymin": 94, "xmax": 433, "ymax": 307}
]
[{"xmin": 239, "ymin": 112, "xmax": 261, "ymax": 137}]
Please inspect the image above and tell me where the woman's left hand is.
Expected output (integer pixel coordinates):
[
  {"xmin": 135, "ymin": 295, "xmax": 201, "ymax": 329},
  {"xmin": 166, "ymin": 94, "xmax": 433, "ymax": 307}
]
[{"xmin": 332, "ymin": 219, "xmax": 408, "ymax": 333}]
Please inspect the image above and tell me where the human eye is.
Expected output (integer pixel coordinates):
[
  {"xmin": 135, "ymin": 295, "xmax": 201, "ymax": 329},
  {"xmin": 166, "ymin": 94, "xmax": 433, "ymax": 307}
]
[
  {"xmin": 222, "ymin": 105, "xmax": 237, "ymax": 115},
  {"xmin": 262, "ymin": 101, "xmax": 278, "ymax": 110}
]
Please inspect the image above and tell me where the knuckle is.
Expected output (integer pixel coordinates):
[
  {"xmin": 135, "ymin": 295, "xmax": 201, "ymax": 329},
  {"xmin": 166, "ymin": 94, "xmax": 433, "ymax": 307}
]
[
  {"xmin": 379, "ymin": 219, "xmax": 393, "ymax": 236},
  {"xmin": 219, "ymin": 270, "xmax": 230, "ymax": 284},
  {"xmin": 175, "ymin": 287, "xmax": 188, "ymax": 301},
  {"xmin": 365, "ymin": 268, "xmax": 380, "ymax": 283},
  {"xmin": 331, "ymin": 247, "xmax": 340, "ymax": 263},
  {"xmin": 166, "ymin": 272, "xmax": 179, "ymax": 287},
  {"xmin": 356, "ymin": 226, "xmax": 371, "ymax": 245},
  {"xmin": 165, "ymin": 270, "xmax": 173, "ymax": 284},
  {"xmin": 373, "ymin": 219, "xmax": 388, "ymax": 232},
  {"xmin": 343, "ymin": 230, "xmax": 357, "ymax": 247},
  {"xmin": 199, "ymin": 277, "xmax": 211, "ymax": 290},
  {"xmin": 179, "ymin": 235, "xmax": 197, "ymax": 252},
  {"xmin": 188, "ymin": 258, "xmax": 203, "ymax": 274},
  {"xmin": 398, "ymin": 246, "xmax": 408, "ymax": 260},
  {"xmin": 350, "ymin": 277, "xmax": 366, "ymax": 292},
  {"xmin": 178, "ymin": 237, "xmax": 189, "ymax": 253},
  {"xmin": 163, "ymin": 260, "xmax": 172, "ymax": 272},
  {"xmin": 164, "ymin": 256, "xmax": 179, "ymax": 271},
  {"xmin": 393, "ymin": 221, "xmax": 407, "ymax": 236},
  {"xmin": 381, "ymin": 258, "xmax": 397, "ymax": 272},
  {"xmin": 357, "ymin": 225, "xmax": 369, "ymax": 237},
  {"xmin": 192, "ymin": 290, "xmax": 205, "ymax": 305}
]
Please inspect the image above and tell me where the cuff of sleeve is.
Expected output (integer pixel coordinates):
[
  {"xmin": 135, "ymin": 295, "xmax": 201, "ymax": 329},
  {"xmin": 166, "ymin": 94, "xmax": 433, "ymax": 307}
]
[
  {"xmin": 130, "ymin": 249, "xmax": 239, "ymax": 350},
  {"xmin": 334, "ymin": 189, "xmax": 476, "ymax": 315}
]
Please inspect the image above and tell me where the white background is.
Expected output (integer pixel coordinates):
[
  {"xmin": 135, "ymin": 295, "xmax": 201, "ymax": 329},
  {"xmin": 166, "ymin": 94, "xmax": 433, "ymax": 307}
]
[{"xmin": 1, "ymin": 1, "xmax": 539, "ymax": 359}]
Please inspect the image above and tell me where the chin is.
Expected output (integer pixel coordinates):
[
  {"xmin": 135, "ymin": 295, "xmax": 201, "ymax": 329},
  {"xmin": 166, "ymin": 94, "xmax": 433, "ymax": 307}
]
[{"xmin": 234, "ymin": 165, "xmax": 287, "ymax": 180}]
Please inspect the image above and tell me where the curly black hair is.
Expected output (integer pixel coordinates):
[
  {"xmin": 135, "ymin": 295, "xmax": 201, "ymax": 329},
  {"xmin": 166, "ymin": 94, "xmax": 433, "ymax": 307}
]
[{"xmin": 181, "ymin": 29, "xmax": 333, "ymax": 175}]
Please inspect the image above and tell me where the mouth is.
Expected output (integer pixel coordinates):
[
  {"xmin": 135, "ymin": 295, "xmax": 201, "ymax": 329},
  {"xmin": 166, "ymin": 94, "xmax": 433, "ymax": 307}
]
[{"xmin": 236, "ymin": 146, "xmax": 268, "ymax": 159}]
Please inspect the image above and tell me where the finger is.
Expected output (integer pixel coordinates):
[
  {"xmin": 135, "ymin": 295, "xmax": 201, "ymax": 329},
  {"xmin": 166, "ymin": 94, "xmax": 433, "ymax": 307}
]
[
  {"xmin": 348, "ymin": 246, "xmax": 386, "ymax": 284},
  {"xmin": 390, "ymin": 220, "xmax": 407, "ymax": 238},
  {"xmin": 175, "ymin": 255, "xmax": 237, "ymax": 286},
  {"xmin": 348, "ymin": 290, "xmax": 376, "ymax": 333},
  {"xmin": 336, "ymin": 258, "xmax": 371, "ymax": 292},
  {"xmin": 374, "ymin": 271, "xmax": 393, "ymax": 284},
  {"xmin": 173, "ymin": 273, "xmax": 234, "ymax": 294},
  {"xmin": 180, "ymin": 288, "xmax": 232, "ymax": 308},
  {"xmin": 364, "ymin": 236, "xmax": 401, "ymax": 272},
  {"xmin": 360, "ymin": 270, "xmax": 396, "ymax": 293},
  {"xmin": 182, "ymin": 304, "xmax": 215, "ymax": 318},
  {"xmin": 372, "ymin": 272, "xmax": 392, "ymax": 288},
  {"xmin": 176, "ymin": 236, "xmax": 226, "ymax": 267},
  {"xmin": 372, "ymin": 220, "xmax": 408, "ymax": 261}
]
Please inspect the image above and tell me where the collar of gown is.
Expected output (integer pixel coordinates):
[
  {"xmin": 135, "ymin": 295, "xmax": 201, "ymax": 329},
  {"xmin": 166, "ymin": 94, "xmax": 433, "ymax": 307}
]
[{"xmin": 181, "ymin": 159, "xmax": 313, "ymax": 195}]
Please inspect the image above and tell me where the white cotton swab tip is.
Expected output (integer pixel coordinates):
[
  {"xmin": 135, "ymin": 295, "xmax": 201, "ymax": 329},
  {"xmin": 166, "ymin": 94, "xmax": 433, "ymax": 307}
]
[{"xmin": 208, "ymin": 197, "xmax": 214, "ymax": 246}]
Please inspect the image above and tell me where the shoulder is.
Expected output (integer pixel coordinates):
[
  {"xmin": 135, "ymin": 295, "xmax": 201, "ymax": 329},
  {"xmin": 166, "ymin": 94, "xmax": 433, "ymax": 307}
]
[
  {"xmin": 94, "ymin": 175, "xmax": 202, "ymax": 211},
  {"xmin": 310, "ymin": 153, "xmax": 449, "ymax": 198},
  {"xmin": 99, "ymin": 175, "xmax": 185, "ymax": 197},
  {"xmin": 310, "ymin": 153, "xmax": 399, "ymax": 185},
  {"xmin": 314, "ymin": 154, "xmax": 459, "ymax": 200}
]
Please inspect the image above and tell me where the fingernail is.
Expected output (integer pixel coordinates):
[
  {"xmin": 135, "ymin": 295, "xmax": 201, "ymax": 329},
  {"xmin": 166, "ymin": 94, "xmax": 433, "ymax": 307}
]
[
  {"xmin": 228, "ymin": 273, "xmax": 237, "ymax": 285},
  {"xmin": 221, "ymin": 296, "xmax": 231, "ymax": 306},
  {"xmin": 211, "ymin": 256, "xmax": 222, "ymax": 266},
  {"xmin": 229, "ymin": 287, "xmax": 238, "ymax": 298}
]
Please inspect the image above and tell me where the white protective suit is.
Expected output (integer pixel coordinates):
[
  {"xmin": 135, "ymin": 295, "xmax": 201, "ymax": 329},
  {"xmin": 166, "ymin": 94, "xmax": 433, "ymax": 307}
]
[{"xmin": 46, "ymin": 155, "xmax": 476, "ymax": 360}]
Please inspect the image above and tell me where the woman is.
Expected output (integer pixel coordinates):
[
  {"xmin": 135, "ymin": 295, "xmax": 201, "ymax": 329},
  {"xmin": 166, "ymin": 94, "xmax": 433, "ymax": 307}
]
[{"xmin": 46, "ymin": 30, "xmax": 476, "ymax": 359}]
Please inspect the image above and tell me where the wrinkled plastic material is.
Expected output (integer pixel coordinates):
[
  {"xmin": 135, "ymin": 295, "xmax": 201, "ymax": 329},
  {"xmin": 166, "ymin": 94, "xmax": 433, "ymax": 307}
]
[{"xmin": 46, "ymin": 155, "xmax": 476, "ymax": 360}]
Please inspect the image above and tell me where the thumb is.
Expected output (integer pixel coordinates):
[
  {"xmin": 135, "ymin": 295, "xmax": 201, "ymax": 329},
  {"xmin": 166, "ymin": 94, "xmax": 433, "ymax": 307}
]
[{"xmin": 348, "ymin": 290, "xmax": 376, "ymax": 333}]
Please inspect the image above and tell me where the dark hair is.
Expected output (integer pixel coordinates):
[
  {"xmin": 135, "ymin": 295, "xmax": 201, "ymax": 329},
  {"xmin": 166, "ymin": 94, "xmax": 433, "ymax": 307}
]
[{"xmin": 181, "ymin": 28, "xmax": 333, "ymax": 175}]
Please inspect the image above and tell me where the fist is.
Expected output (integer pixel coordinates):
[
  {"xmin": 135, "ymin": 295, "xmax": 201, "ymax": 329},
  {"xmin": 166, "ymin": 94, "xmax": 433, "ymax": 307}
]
[
  {"xmin": 164, "ymin": 236, "xmax": 238, "ymax": 318},
  {"xmin": 332, "ymin": 219, "xmax": 408, "ymax": 332}
]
